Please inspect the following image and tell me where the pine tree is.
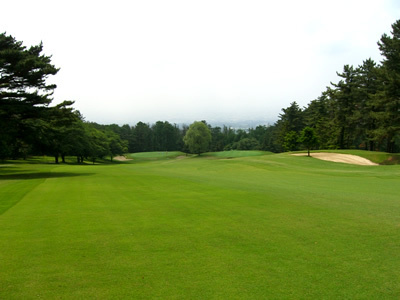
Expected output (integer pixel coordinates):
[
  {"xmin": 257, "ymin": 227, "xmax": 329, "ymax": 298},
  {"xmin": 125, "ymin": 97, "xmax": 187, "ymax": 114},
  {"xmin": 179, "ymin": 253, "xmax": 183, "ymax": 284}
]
[
  {"xmin": 329, "ymin": 65, "xmax": 358, "ymax": 149},
  {"xmin": 0, "ymin": 32, "xmax": 59, "ymax": 158},
  {"xmin": 373, "ymin": 20, "xmax": 400, "ymax": 152}
]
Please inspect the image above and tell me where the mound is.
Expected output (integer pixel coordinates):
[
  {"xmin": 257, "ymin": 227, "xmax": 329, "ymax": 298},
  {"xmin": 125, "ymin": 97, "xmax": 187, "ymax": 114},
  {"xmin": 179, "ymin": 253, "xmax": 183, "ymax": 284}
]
[{"xmin": 292, "ymin": 153, "xmax": 378, "ymax": 166}]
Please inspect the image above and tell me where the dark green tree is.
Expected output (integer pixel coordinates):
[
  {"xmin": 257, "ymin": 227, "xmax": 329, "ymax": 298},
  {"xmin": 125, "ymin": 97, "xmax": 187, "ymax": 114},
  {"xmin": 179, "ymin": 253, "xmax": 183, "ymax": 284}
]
[
  {"xmin": 222, "ymin": 125, "xmax": 236, "ymax": 146},
  {"xmin": 329, "ymin": 65, "xmax": 358, "ymax": 149},
  {"xmin": 183, "ymin": 121, "xmax": 211, "ymax": 155},
  {"xmin": 132, "ymin": 122, "xmax": 153, "ymax": 152},
  {"xmin": 38, "ymin": 100, "xmax": 80, "ymax": 163},
  {"xmin": 354, "ymin": 59, "xmax": 381, "ymax": 151},
  {"xmin": 303, "ymin": 92, "xmax": 333, "ymax": 149},
  {"xmin": 85, "ymin": 125, "xmax": 109, "ymax": 164},
  {"xmin": 262, "ymin": 125, "xmax": 280, "ymax": 152},
  {"xmin": 209, "ymin": 126, "xmax": 225, "ymax": 151},
  {"xmin": 248, "ymin": 125, "xmax": 268, "ymax": 148},
  {"xmin": 152, "ymin": 121, "xmax": 177, "ymax": 151},
  {"xmin": 299, "ymin": 127, "xmax": 319, "ymax": 156},
  {"xmin": 119, "ymin": 124, "xmax": 135, "ymax": 153},
  {"xmin": 373, "ymin": 20, "xmax": 400, "ymax": 152},
  {"xmin": 237, "ymin": 137, "xmax": 260, "ymax": 150},
  {"xmin": 283, "ymin": 131, "xmax": 299, "ymax": 152},
  {"xmin": 0, "ymin": 33, "xmax": 59, "ymax": 158},
  {"xmin": 105, "ymin": 130, "xmax": 128, "ymax": 161},
  {"xmin": 276, "ymin": 101, "xmax": 304, "ymax": 151}
]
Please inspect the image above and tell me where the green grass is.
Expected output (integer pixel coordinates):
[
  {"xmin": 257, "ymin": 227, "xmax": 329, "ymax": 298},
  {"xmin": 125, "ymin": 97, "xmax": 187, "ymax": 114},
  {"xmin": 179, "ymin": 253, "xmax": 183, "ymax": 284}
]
[
  {"xmin": 204, "ymin": 150, "xmax": 272, "ymax": 158},
  {"xmin": 1, "ymin": 151, "xmax": 400, "ymax": 298},
  {"xmin": 126, "ymin": 151, "xmax": 186, "ymax": 161}
]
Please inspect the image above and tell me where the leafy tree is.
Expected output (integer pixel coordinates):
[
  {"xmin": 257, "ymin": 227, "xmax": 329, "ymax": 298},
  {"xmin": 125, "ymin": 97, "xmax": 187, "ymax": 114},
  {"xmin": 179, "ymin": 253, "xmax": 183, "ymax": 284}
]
[
  {"xmin": 283, "ymin": 131, "xmax": 299, "ymax": 151},
  {"xmin": 85, "ymin": 125, "xmax": 109, "ymax": 164},
  {"xmin": 237, "ymin": 137, "xmax": 260, "ymax": 150},
  {"xmin": 183, "ymin": 121, "xmax": 211, "ymax": 155},
  {"xmin": 234, "ymin": 129, "xmax": 248, "ymax": 142},
  {"xmin": 105, "ymin": 130, "xmax": 128, "ymax": 161},
  {"xmin": 248, "ymin": 125, "xmax": 268, "ymax": 149},
  {"xmin": 34, "ymin": 101, "xmax": 81, "ymax": 163},
  {"xmin": 299, "ymin": 127, "xmax": 319, "ymax": 156},
  {"xmin": 67, "ymin": 117, "xmax": 91, "ymax": 164}
]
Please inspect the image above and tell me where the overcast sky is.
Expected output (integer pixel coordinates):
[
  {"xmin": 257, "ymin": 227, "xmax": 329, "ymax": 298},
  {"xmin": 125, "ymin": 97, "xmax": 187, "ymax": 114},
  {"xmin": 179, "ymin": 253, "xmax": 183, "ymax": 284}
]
[{"xmin": 2, "ymin": 0, "xmax": 399, "ymax": 125}]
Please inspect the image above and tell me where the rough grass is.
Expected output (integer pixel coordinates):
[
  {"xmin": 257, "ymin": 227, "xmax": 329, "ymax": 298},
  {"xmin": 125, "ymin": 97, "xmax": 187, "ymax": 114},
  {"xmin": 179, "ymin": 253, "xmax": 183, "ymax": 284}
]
[{"xmin": 1, "ymin": 151, "xmax": 400, "ymax": 298}]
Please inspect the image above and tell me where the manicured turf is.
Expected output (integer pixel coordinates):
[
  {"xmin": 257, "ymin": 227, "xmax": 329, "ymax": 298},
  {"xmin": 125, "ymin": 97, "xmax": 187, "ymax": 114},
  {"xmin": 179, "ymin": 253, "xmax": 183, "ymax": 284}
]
[
  {"xmin": 204, "ymin": 150, "xmax": 273, "ymax": 158},
  {"xmin": 1, "ymin": 152, "xmax": 400, "ymax": 298}
]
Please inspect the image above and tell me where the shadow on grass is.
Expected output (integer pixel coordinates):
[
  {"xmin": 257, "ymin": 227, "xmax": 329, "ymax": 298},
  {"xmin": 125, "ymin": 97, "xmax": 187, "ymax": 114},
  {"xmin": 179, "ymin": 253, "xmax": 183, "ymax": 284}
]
[{"xmin": 0, "ymin": 172, "xmax": 95, "ymax": 180}]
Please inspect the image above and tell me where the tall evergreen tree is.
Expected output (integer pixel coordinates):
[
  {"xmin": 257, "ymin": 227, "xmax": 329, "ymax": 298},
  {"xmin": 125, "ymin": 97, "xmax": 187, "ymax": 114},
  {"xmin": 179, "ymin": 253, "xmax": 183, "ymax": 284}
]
[
  {"xmin": 0, "ymin": 32, "xmax": 59, "ymax": 158},
  {"xmin": 329, "ymin": 65, "xmax": 358, "ymax": 149},
  {"xmin": 374, "ymin": 20, "xmax": 400, "ymax": 152},
  {"xmin": 303, "ymin": 92, "xmax": 333, "ymax": 149},
  {"xmin": 355, "ymin": 59, "xmax": 381, "ymax": 150},
  {"xmin": 276, "ymin": 101, "xmax": 304, "ymax": 151},
  {"xmin": 132, "ymin": 122, "xmax": 153, "ymax": 152}
]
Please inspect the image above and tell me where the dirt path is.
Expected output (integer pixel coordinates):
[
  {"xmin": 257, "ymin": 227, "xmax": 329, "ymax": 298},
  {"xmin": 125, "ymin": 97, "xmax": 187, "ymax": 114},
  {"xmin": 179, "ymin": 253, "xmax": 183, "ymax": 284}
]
[{"xmin": 292, "ymin": 152, "xmax": 378, "ymax": 166}]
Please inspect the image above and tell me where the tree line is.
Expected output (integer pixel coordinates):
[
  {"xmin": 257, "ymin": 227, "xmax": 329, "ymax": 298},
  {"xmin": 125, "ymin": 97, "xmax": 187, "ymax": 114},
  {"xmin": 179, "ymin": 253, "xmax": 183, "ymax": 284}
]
[
  {"xmin": 0, "ymin": 33, "xmax": 127, "ymax": 163},
  {"xmin": 2, "ymin": 20, "xmax": 400, "ymax": 163},
  {"xmin": 271, "ymin": 20, "xmax": 400, "ymax": 153},
  {"xmin": 93, "ymin": 20, "xmax": 400, "ymax": 155},
  {"xmin": 93, "ymin": 120, "xmax": 273, "ymax": 154}
]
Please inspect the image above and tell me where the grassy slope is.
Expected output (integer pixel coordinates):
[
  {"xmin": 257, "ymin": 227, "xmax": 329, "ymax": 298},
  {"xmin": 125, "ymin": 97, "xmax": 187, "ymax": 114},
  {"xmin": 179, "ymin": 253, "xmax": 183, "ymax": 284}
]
[{"xmin": 0, "ymin": 152, "xmax": 400, "ymax": 298}]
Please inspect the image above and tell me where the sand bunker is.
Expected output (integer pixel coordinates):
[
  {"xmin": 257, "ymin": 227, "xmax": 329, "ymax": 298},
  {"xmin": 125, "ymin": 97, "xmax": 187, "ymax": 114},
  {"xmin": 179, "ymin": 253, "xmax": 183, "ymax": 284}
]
[
  {"xmin": 113, "ymin": 156, "xmax": 133, "ymax": 161},
  {"xmin": 292, "ymin": 152, "xmax": 378, "ymax": 166}
]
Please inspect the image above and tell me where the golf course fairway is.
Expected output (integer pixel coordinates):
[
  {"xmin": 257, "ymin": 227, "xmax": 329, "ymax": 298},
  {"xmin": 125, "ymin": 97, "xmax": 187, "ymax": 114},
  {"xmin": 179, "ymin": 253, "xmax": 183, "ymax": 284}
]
[{"xmin": 0, "ymin": 151, "xmax": 399, "ymax": 298}]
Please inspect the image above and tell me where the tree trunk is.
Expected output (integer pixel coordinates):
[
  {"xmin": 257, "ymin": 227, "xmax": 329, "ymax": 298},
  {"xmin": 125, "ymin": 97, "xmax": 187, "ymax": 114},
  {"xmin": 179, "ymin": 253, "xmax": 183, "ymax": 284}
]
[
  {"xmin": 387, "ymin": 139, "xmax": 395, "ymax": 153},
  {"xmin": 369, "ymin": 140, "xmax": 374, "ymax": 151},
  {"xmin": 307, "ymin": 148, "xmax": 310, "ymax": 157},
  {"xmin": 61, "ymin": 154, "xmax": 66, "ymax": 163},
  {"xmin": 55, "ymin": 155, "xmax": 59, "ymax": 164}
]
